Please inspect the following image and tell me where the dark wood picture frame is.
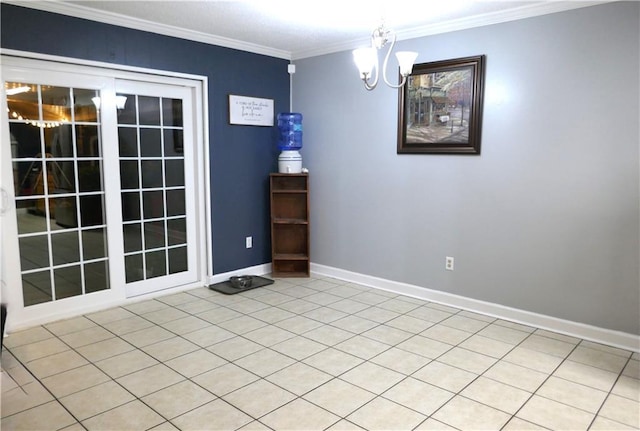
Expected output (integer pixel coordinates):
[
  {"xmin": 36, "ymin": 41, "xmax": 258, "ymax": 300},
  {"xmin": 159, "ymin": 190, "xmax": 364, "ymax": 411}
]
[{"xmin": 398, "ymin": 55, "xmax": 485, "ymax": 154}]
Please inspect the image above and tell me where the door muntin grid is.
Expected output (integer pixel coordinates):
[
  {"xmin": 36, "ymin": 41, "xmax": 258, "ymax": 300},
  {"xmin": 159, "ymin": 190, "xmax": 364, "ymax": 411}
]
[
  {"xmin": 6, "ymin": 82, "xmax": 109, "ymax": 306},
  {"xmin": 117, "ymin": 94, "xmax": 188, "ymax": 283}
]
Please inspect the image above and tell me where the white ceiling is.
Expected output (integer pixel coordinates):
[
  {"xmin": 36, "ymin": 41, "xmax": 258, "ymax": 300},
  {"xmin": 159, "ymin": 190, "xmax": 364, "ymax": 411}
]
[{"xmin": 11, "ymin": 1, "xmax": 607, "ymax": 59}]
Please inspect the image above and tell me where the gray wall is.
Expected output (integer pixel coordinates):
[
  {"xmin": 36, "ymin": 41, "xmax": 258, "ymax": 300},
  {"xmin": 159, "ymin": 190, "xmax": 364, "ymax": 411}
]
[{"xmin": 294, "ymin": 2, "xmax": 640, "ymax": 335}]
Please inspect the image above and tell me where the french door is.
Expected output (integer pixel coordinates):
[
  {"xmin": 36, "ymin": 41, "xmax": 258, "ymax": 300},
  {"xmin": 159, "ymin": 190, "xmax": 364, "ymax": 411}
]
[
  {"xmin": 115, "ymin": 80, "xmax": 199, "ymax": 297},
  {"xmin": 1, "ymin": 57, "xmax": 205, "ymax": 328}
]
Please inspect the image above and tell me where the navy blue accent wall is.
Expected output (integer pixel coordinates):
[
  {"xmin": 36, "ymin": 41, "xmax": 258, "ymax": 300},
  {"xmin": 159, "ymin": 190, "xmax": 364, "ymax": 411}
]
[{"xmin": 1, "ymin": 4, "xmax": 288, "ymax": 274}]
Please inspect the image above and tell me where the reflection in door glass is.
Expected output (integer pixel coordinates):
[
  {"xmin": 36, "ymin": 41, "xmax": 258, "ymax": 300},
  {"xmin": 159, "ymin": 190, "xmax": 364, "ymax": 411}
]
[
  {"xmin": 75, "ymin": 125, "xmax": 100, "ymax": 157},
  {"xmin": 141, "ymin": 160, "xmax": 163, "ymax": 188},
  {"xmin": 164, "ymin": 129, "xmax": 184, "ymax": 156},
  {"xmin": 146, "ymin": 250, "xmax": 167, "ymax": 279},
  {"xmin": 162, "ymin": 98, "xmax": 183, "ymax": 127},
  {"xmin": 144, "ymin": 221, "xmax": 166, "ymax": 249},
  {"xmin": 22, "ymin": 271, "xmax": 52, "ymax": 306},
  {"xmin": 78, "ymin": 160, "xmax": 103, "ymax": 192},
  {"xmin": 122, "ymin": 192, "xmax": 141, "ymax": 221},
  {"xmin": 140, "ymin": 128, "xmax": 162, "ymax": 157},
  {"xmin": 82, "ymin": 228, "xmax": 108, "ymax": 260},
  {"xmin": 54, "ymin": 265, "xmax": 83, "ymax": 299},
  {"xmin": 165, "ymin": 160, "xmax": 184, "ymax": 187},
  {"xmin": 118, "ymin": 94, "xmax": 188, "ymax": 283},
  {"xmin": 167, "ymin": 218, "xmax": 186, "ymax": 246},
  {"xmin": 120, "ymin": 161, "xmax": 140, "ymax": 189},
  {"xmin": 169, "ymin": 247, "xmax": 188, "ymax": 274},
  {"xmin": 123, "ymin": 224, "xmax": 143, "ymax": 253},
  {"xmin": 5, "ymin": 81, "xmax": 110, "ymax": 306},
  {"xmin": 19, "ymin": 235, "xmax": 50, "ymax": 271},
  {"xmin": 85, "ymin": 261, "xmax": 109, "ymax": 293},
  {"xmin": 117, "ymin": 94, "xmax": 137, "ymax": 124},
  {"xmin": 139, "ymin": 96, "xmax": 161, "ymax": 125},
  {"xmin": 125, "ymin": 254, "xmax": 143, "ymax": 283},
  {"xmin": 51, "ymin": 231, "xmax": 80, "ymax": 265}
]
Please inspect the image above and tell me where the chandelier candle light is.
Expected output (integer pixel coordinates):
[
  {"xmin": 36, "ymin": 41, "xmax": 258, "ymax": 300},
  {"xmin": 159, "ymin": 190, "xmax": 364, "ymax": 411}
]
[{"xmin": 353, "ymin": 23, "xmax": 418, "ymax": 91}]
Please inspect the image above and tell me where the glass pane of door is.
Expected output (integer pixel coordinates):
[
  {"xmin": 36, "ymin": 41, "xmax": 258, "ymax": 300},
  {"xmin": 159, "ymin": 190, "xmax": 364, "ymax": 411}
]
[
  {"xmin": 116, "ymin": 85, "xmax": 194, "ymax": 295},
  {"xmin": 6, "ymin": 81, "xmax": 109, "ymax": 306}
]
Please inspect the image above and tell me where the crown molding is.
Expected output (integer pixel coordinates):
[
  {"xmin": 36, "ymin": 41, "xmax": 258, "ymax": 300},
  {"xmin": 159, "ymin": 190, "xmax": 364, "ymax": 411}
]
[
  {"xmin": 395, "ymin": 0, "xmax": 611, "ymax": 42},
  {"xmin": 3, "ymin": 0, "xmax": 292, "ymax": 60},
  {"xmin": 5, "ymin": 0, "xmax": 611, "ymax": 61},
  {"xmin": 291, "ymin": 1, "xmax": 611, "ymax": 59}
]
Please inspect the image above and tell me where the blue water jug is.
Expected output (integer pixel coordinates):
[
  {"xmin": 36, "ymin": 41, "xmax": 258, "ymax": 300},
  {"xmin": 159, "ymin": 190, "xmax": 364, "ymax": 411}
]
[{"xmin": 277, "ymin": 112, "xmax": 303, "ymax": 151}]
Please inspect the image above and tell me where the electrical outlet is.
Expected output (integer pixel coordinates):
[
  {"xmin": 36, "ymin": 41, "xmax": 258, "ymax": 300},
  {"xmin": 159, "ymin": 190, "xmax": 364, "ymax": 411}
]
[
  {"xmin": 445, "ymin": 256, "xmax": 454, "ymax": 271},
  {"xmin": 245, "ymin": 236, "xmax": 252, "ymax": 249}
]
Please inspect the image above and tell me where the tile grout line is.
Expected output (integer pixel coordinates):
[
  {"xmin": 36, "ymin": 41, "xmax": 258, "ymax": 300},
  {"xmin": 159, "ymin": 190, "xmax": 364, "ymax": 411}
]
[
  {"xmin": 262, "ymin": 291, "xmax": 502, "ymax": 429},
  {"xmin": 2, "ymin": 344, "xmax": 89, "ymax": 430},
  {"xmin": 584, "ymin": 354, "xmax": 635, "ymax": 430},
  {"xmin": 209, "ymin": 281, "xmax": 417, "ymax": 429},
  {"xmin": 405, "ymin": 310, "xmax": 522, "ymax": 429},
  {"xmin": 503, "ymin": 341, "xmax": 586, "ymax": 430},
  {"xmin": 3, "ymin": 276, "xmax": 637, "ymax": 431},
  {"xmin": 28, "ymin": 282, "xmax": 530, "ymax": 428},
  {"xmin": 23, "ymin": 303, "xmax": 219, "ymax": 428},
  {"xmin": 129, "ymin": 279, "xmax": 349, "ymax": 429},
  {"xmin": 7, "ymin": 315, "xmax": 184, "ymax": 429},
  {"xmin": 210, "ymin": 279, "xmax": 365, "ymax": 430}
]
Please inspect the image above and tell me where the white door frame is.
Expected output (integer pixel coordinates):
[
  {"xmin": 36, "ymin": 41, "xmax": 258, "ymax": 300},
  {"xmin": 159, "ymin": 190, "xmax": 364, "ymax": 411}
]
[
  {"xmin": 0, "ymin": 50, "xmax": 212, "ymax": 332},
  {"xmin": 115, "ymin": 79, "xmax": 200, "ymax": 297}
]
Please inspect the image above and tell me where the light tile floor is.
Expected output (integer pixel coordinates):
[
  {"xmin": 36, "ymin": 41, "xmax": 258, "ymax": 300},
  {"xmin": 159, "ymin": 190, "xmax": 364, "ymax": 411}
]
[{"xmin": 1, "ymin": 275, "xmax": 639, "ymax": 430}]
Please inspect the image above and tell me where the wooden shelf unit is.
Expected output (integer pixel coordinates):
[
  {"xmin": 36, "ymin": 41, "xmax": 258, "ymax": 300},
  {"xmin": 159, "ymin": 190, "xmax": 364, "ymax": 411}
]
[{"xmin": 270, "ymin": 173, "xmax": 309, "ymax": 277}]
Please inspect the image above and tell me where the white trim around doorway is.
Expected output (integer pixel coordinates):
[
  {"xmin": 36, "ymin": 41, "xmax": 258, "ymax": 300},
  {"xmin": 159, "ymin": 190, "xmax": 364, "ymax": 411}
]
[{"xmin": 1, "ymin": 49, "xmax": 212, "ymax": 331}]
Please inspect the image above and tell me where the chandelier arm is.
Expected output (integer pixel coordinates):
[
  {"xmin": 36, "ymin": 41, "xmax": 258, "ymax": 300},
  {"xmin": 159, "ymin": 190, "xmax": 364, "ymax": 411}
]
[
  {"xmin": 363, "ymin": 45, "xmax": 380, "ymax": 91},
  {"xmin": 363, "ymin": 72, "xmax": 378, "ymax": 91},
  {"xmin": 381, "ymin": 33, "xmax": 406, "ymax": 89}
]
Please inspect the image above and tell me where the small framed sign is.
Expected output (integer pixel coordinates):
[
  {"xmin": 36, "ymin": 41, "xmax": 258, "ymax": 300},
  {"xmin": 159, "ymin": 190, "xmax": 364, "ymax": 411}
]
[{"xmin": 228, "ymin": 95, "xmax": 274, "ymax": 126}]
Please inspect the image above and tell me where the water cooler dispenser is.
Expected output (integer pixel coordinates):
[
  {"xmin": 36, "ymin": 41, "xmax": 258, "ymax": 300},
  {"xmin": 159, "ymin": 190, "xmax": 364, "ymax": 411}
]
[{"xmin": 277, "ymin": 112, "xmax": 303, "ymax": 173}]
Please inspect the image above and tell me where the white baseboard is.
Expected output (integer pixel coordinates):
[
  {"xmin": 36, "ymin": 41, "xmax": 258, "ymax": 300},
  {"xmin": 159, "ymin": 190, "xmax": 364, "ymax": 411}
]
[
  {"xmin": 311, "ymin": 263, "xmax": 640, "ymax": 353},
  {"xmin": 7, "ymin": 260, "xmax": 637, "ymax": 353},
  {"xmin": 4, "ymin": 263, "xmax": 273, "ymax": 334},
  {"xmin": 5, "ymin": 298, "xmax": 135, "ymax": 333},
  {"xmin": 5, "ymin": 280, "xmax": 205, "ymax": 333}
]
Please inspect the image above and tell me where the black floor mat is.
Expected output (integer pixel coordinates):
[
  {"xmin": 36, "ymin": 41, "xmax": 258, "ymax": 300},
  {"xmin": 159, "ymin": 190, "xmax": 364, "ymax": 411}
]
[{"xmin": 208, "ymin": 275, "xmax": 274, "ymax": 295}]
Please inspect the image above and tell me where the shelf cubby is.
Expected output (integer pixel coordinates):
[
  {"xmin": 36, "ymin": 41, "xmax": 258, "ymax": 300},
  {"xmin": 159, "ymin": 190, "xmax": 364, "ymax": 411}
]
[{"xmin": 269, "ymin": 173, "xmax": 309, "ymax": 277}]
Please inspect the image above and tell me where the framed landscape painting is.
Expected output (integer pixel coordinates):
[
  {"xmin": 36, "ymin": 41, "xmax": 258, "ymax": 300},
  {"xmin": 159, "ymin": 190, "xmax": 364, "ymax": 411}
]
[{"xmin": 398, "ymin": 55, "xmax": 485, "ymax": 154}]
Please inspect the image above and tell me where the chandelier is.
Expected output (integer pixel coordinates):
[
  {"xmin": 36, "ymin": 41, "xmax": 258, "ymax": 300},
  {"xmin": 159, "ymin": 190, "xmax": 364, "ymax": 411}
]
[{"xmin": 353, "ymin": 23, "xmax": 418, "ymax": 91}]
